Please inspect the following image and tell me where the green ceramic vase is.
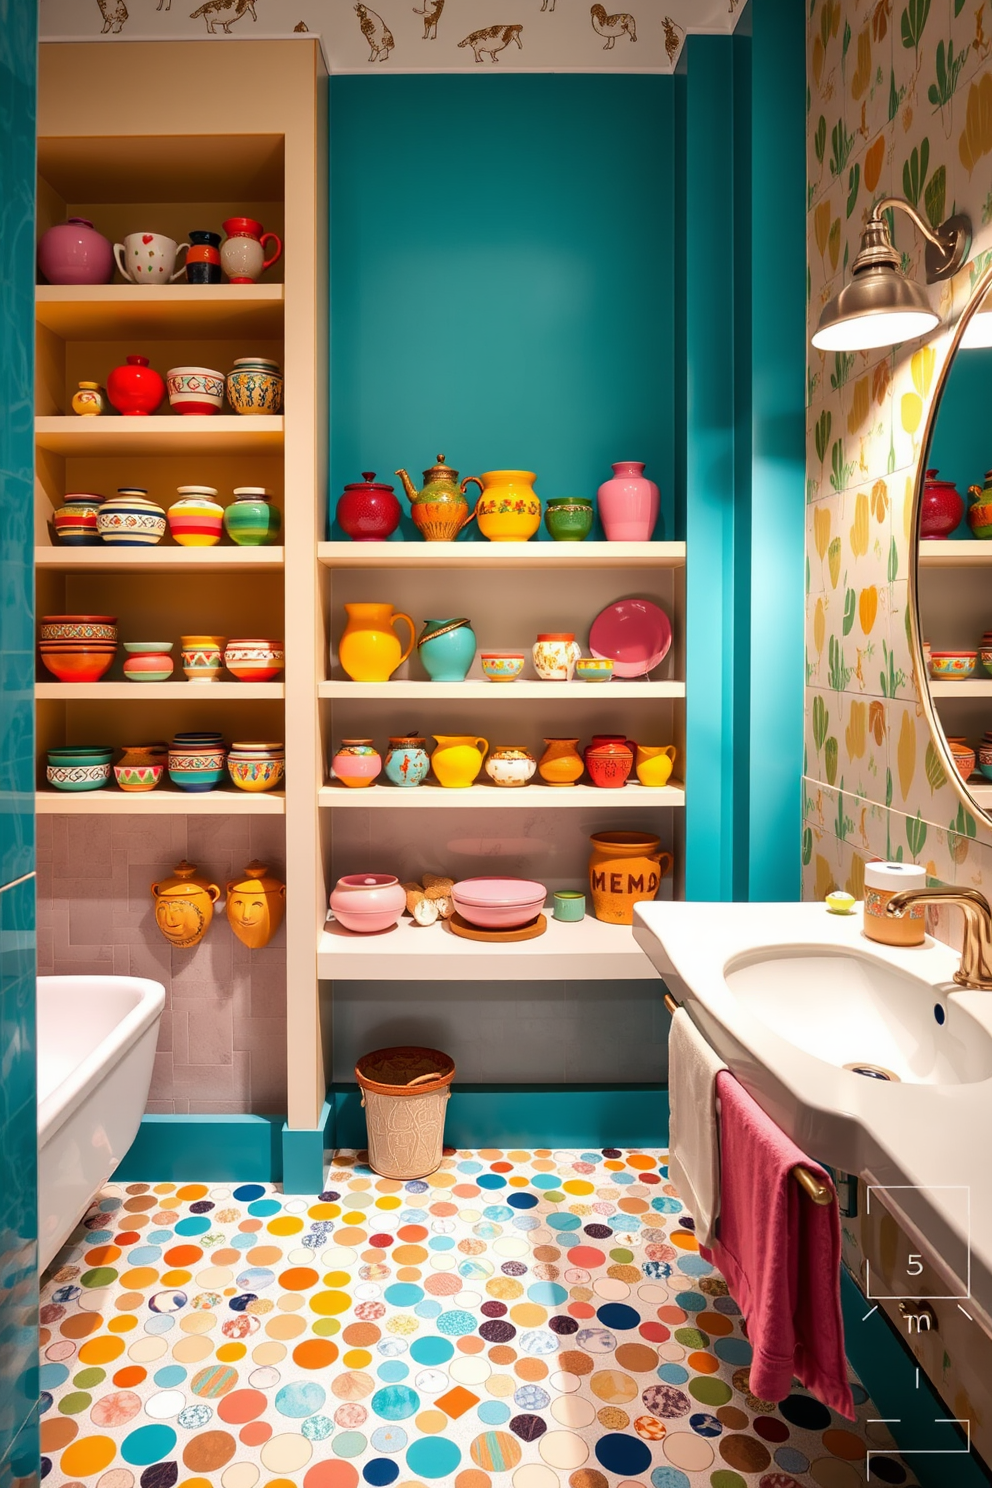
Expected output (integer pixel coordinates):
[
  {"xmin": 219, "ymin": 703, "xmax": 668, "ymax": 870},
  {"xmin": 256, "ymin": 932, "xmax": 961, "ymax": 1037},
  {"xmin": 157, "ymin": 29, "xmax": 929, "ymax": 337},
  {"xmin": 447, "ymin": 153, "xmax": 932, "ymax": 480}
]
[{"xmin": 224, "ymin": 487, "xmax": 282, "ymax": 546}]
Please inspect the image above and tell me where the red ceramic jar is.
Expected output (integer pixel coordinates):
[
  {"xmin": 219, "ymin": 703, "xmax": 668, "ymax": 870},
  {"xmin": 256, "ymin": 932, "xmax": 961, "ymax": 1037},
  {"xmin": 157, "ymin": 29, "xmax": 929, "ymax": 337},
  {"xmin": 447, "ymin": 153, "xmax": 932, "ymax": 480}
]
[
  {"xmin": 336, "ymin": 472, "xmax": 402, "ymax": 541},
  {"xmin": 585, "ymin": 737, "xmax": 634, "ymax": 788},
  {"xmin": 920, "ymin": 467, "xmax": 964, "ymax": 540},
  {"xmin": 107, "ymin": 355, "xmax": 165, "ymax": 417}
]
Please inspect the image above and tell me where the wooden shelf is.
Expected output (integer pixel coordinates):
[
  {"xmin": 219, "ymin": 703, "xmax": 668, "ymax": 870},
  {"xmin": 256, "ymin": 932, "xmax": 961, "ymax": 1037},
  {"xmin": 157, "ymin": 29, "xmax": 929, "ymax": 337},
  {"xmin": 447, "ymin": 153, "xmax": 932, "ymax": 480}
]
[
  {"xmin": 919, "ymin": 541, "xmax": 992, "ymax": 567},
  {"xmin": 35, "ymin": 415, "xmax": 283, "ymax": 456},
  {"xmin": 35, "ymin": 546, "xmax": 284, "ymax": 573},
  {"xmin": 930, "ymin": 680, "xmax": 992, "ymax": 697},
  {"xmin": 318, "ymin": 540, "xmax": 686, "ymax": 569},
  {"xmin": 36, "ymin": 786, "xmax": 284, "ymax": 814},
  {"xmin": 318, "ymin": 680, "xmax": 684, "ymax": 700},
  {"xmin": 36, "ymin": 682, "xmax": 284, "ymax": 700},
  {"xmin": 317, "ymin": 911, "xmax": 662, "ymax": 982},
  {"xmin": 35, "ymin": 284, "xmax": 285, "ymax": 340},
  {"xmin": 319, "ymin": 781, "xmax": 685, "ymax": 808}
]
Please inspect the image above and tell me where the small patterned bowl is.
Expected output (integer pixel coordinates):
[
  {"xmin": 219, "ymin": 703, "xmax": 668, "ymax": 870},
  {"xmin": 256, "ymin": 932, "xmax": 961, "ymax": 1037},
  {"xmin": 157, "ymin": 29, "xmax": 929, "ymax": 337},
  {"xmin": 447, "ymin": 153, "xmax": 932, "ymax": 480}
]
[
  {"xmin": 226, "ymin": 362, "xmax": 283, "ymax": 416},
  {"xmin": 168, "ymin": 748, "xmax": 227, "ymax": 792},
  {"xmin": 980, "ymin": 648, "xmax": 992, "ymax": 678},
  {"xmin": 114, "ymin": 762, "xmax": 164, "ymax": 792},
  {"xmin": 228, "ymin": 756, "xmax": 285, "ymax": 792},
  {"xmin": 47, "ymin": 761, "xmax": 111, "ymax": 792},
  {"xmin": 949, "ymin": 745, "xmax": 976, "ymax": 780},
  {"xmin": 481, "ymin": 652, "xmax": 525, "ymax": 683},
  {"xmin": 166, "ymin": 366, "xmax": 225, "ymax": 416},
  {"xmin": 929, "ymin": 650, "xmax": 976, "ymax": 680},
  {"xmin": 575, "ymin": 657, "xmax": 614, "ymax": 683}
]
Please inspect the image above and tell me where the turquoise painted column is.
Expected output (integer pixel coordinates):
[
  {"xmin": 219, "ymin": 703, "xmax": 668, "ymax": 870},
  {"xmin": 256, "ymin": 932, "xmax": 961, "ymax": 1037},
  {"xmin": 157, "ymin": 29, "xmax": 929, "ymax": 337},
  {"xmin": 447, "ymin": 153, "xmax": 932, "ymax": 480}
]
[
  {"xmin": 0, "ymin": 2, "xmax": 39, "ymax": 1481},
  {"xmin": 746, "ymin": 0, "xmax": 806, "ymax": 900}
]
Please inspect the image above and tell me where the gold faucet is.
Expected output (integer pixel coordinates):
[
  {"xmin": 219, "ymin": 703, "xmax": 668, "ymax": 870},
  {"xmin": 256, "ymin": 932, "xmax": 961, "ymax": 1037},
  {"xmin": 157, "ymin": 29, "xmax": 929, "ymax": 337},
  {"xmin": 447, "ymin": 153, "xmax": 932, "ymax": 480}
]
[{"xmin": 886, "ymin": 885, "xmax": 992, "ymax": 989}]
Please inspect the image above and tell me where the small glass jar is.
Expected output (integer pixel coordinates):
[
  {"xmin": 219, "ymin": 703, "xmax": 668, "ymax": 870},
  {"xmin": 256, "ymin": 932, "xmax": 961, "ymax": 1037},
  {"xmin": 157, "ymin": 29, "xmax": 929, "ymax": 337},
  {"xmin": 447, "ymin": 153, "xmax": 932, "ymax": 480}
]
[{"xmin": 863, "ymin": 861, "xmax": 926, "ymax": 946}]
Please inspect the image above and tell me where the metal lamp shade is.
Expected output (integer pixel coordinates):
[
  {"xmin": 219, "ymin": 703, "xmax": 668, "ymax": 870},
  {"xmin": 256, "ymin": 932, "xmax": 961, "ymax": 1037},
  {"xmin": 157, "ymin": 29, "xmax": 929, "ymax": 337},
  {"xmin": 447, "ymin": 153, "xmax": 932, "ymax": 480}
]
[{"xmin": 813, "ymin": 264, "xmax": 938, "ymax": 351}]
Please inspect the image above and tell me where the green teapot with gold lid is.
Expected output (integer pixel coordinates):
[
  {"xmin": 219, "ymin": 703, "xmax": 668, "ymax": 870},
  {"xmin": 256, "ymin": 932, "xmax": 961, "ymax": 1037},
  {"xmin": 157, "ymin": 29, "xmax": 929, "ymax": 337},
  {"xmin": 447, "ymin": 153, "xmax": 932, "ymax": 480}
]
[{"xmin": 395, "ymin": 454, "xmax": 483, "ymax": 542}]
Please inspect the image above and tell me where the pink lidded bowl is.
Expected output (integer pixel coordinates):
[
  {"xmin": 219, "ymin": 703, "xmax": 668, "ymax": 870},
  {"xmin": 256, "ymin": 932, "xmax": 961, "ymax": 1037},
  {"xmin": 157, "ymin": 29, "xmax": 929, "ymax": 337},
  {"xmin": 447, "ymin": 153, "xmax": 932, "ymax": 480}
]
[
  {"xmin": 452, "ymin": 876, "xmax": 547, "ymax": 928},
  {"xmin": 330, "ymin": 873, "xmax": 406, "ymax": 933}
]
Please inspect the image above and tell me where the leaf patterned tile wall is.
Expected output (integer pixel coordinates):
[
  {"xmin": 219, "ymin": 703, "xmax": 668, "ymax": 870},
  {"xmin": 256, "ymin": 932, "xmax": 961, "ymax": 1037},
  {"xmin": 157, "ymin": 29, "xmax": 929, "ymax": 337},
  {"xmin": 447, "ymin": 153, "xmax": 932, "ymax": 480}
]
[{"xmin": 806, "ymin": 0, "xmax": 992, "ymax": 901}]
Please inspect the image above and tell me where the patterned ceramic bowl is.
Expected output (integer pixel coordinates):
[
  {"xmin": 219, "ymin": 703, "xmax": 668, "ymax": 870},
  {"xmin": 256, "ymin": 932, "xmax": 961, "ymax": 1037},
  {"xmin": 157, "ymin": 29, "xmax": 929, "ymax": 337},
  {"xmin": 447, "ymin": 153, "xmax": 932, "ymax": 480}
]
[
  {"xmin": 180, "ymin": 635, "xmax": 227, "ymax": 683},
  {"xmin": 480, "ymin": 652, "xmax": 525, "ymax": 683},
  {"xmin": 40, "ymin": 649, "xmax": 116, "ymax": 683},
  {"xmin": 166, "ymin": 366, "xmax": 225, "ymax": 416},
  {"xmin": 47, "ymin": 761, "xmax": 111, "ymax": 792},
  {"xmin": 929, "ymin": 650, "xmax": 976, "ymax": 680},
  {"xmin": 226, "ymin": 360, "xmax": 283, "ymax": 416},
  {"xmin": 227, "ymin": 756, "xmax": 285, "ymax": 792},
  {"xmin": 223, "ymin": 639, "xmax": 285, "ymax": 682},
  {"xmin": 575, "ymin": 657, "xmax": 615, "ymax": 683},
  {"xmin": 113, "ymin": 762, "xmax": 165, "ymax": 792},
  {"xmin": 40, "ymin": 620, "xmax": 117, "ymax": 642},
  {"xmin": 949, "ymin": 745, "xmax": 976, "ymax": 780},
  {"xmin": 168, "ymin": 748, "xmax": 227, "ymax": 792}
]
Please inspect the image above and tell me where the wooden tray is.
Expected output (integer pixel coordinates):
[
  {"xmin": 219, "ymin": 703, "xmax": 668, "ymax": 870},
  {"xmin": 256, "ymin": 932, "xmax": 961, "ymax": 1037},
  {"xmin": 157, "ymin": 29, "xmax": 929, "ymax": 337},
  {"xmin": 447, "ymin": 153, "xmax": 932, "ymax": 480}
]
[{"xmin": 448, "ymin": 912, "xmax": 547, "ymax": 943}]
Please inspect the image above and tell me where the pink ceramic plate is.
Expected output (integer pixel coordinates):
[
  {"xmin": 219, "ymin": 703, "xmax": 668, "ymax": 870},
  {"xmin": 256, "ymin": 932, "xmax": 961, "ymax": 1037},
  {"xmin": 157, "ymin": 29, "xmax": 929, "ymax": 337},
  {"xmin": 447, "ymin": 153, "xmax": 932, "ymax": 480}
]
[{"xmin": 589, "ymin": 598, "xmax": 672, "ymax": 678}]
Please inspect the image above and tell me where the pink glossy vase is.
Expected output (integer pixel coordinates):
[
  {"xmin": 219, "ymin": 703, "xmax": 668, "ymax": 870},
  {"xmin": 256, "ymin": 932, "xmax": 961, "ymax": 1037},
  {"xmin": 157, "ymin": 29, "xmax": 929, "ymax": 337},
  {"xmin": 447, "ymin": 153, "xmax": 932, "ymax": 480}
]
[
  {"xmin": 37, "ymin": 217, "xmax": 114, "ymax": 285},
  {"xmin": 920, "ymin": 468, "xmax": 964, "ymax": 540},
  {"xmin": 597, "ymin": 461, "xmax": 660, "ymax": 542}
]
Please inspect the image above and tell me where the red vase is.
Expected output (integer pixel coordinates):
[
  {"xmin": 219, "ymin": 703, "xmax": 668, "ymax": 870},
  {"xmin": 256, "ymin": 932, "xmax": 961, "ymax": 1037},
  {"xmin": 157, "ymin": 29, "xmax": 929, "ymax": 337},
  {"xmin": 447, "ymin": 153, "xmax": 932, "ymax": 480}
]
[
  {"xmin": 585, "ymin": 737, "xmax": 635, "ymax": 788},
  {"xmin": 920, "ymin": 467, "xmax": 964, "ymax": 539},
  {"xmin": 107, "ymin": 355, "xmax": 165, "ymax": 417},
  {"xmin": 336, "ymin": 473, "xmax": 402, "ymax": 541}
]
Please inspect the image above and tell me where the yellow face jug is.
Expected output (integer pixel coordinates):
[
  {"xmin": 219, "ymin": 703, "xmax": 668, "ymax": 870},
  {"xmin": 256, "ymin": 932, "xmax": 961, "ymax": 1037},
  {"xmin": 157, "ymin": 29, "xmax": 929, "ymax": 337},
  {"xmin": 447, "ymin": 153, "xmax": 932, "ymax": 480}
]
[
  {"xmin": 431, "ymin": 734, "xmax": 489, "ymax": 788},
  {"xmin": 339, "ymin": 602, "xmax": 416, "ymax": 683},
  {"xmin": 635, "ymin": 744, "xmax": 677, "ymax": 788},
  {"xmin": 226, "ymin": 859, "xmax": 287, "ymax": 950},
  {"xmin": 150, "ymin": 859, "xmax": 221, "ymax": 949}
]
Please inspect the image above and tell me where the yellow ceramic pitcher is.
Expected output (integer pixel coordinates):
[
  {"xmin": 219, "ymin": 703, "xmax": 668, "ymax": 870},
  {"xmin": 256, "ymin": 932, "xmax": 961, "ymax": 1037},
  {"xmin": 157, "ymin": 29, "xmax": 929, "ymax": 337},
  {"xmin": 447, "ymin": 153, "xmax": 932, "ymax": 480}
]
[
  {"xmin": 635, "ymin": 744, "xmax": 677, "ymax": 788},
  {"xmin": 476, "ymin": 470, "xmax": 542, "ymax": 542},
  {"xmin": 339, "ymin": 602, "xmax": 416, "ymax": 683},
  {"xmin": 432, "ymin": 734, "xmax": 489, "ymax": 788}
]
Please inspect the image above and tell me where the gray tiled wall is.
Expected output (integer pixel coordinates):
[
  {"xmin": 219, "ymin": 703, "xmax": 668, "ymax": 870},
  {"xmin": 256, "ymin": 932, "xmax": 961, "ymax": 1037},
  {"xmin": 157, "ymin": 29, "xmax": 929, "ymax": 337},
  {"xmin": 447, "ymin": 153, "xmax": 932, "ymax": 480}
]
[{"xmin": 36, "ymin": 814, "xmax": 287, "ymax": 1114}]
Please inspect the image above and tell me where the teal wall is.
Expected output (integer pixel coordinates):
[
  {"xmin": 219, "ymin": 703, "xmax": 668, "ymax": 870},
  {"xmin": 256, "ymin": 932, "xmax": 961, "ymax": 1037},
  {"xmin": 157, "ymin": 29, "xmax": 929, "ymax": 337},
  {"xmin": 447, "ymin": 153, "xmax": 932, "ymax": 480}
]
[
  {"xmin": 329, "ymin": 74, "xmax": 676, "ymax": 541},
  {"xmin": 0, "ymin": 0, "xmax": 38, "ymax": 1482},
  {"xmin": 928, "ymin": 346, "xmax": 992, "ymax": 538}
]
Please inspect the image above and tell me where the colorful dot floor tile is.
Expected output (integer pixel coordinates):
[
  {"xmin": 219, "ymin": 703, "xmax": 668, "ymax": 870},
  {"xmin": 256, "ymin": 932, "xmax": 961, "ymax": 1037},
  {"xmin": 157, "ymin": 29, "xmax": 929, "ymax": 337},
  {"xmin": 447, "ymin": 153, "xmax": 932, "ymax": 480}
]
[{"xmin": 40, "ymin": 1149, "xmax": 917, "ymax": 1488}]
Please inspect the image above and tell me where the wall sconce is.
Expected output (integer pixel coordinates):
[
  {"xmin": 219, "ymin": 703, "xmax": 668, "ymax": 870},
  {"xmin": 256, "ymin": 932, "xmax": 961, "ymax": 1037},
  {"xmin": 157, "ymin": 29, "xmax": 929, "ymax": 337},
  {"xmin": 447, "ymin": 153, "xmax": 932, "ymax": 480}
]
[{"xmin": 812, "ymin": 199, "xmax": 971, "ymax": 352}]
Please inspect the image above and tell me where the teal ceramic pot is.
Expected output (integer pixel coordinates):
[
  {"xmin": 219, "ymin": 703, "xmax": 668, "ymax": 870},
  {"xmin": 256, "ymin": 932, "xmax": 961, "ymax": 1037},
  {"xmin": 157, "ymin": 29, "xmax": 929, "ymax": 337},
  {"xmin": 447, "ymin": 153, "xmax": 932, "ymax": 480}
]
[
  {"xmin": 168, "ymin": 746, "xmax": 227, "ymax": 792},
  {"xmin": 417, "ymin": 617, "xmax": 477, "ymax": 682},
  {"xmin": 47, "ymin": 761, "xmax": 111, "ymax": 791},
  {"xmin": 223, "ymin": 487, "xmax": 282, "ymax": 546},
  {"xmin": 385, "ymin": 735, "xmax": 431, "ymax": 787},
  {"xmin": 544, "ymin": 497, "xmax": 594, "ymax": 542},
  {"xmin": 553, "ymin": 890, "xmax": 586, "ymax": 922}
]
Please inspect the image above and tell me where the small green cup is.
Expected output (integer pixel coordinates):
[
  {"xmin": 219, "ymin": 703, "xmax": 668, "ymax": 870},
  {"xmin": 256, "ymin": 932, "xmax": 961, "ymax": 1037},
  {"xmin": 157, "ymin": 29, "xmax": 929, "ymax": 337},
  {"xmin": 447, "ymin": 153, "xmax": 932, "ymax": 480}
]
[{"xmin": 553, "ymin": 890, "xmax": 586, "ymax": 922}]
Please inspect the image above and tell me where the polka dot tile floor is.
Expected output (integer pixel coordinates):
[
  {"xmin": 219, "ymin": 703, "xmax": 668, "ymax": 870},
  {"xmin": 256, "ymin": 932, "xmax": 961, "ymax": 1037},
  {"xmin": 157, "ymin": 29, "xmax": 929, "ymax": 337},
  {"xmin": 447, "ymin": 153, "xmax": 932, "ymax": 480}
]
[{"xmin": 39, "ymin": 1148, "xmax": 917, "ymax": 1488}]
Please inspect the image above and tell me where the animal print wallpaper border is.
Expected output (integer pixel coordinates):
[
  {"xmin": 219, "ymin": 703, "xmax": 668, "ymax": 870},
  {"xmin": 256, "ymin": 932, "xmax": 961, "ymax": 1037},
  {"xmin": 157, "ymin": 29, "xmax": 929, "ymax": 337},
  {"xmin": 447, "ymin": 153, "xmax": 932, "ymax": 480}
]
[
  {"xmin": 804, "ymin": 0, "xmax": 992, "ymax": 925},
  {"xmin": 40, "ymin": 0, "xmax": 744, "ymax": 74}
]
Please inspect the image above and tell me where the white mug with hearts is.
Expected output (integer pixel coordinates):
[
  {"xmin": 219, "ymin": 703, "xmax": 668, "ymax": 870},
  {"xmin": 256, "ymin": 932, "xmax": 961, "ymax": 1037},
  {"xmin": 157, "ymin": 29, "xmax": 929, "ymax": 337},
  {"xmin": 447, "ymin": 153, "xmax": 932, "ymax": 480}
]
[{"xmin": 114, "ymin": 232, "xmax": 189, "ymax": 284}]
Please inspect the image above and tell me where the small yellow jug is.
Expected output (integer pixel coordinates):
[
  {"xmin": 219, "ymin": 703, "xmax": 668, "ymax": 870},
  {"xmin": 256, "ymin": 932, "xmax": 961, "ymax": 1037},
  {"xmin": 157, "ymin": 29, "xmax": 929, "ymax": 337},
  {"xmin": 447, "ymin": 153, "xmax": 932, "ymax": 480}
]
[
  {"xmin": 432, "ymin": 734, "xmax": 489, "ymax": 788},
  {"xmin": 339, "ymin": 602, "xmax": 416, "ymax": 683},
  {"xmin": 476, "ymin": 470, "xmax": 542, "ymax": 542},
  {"xmin": 635, "ymin": 744, "xmax": 677, "ymax": 788}
]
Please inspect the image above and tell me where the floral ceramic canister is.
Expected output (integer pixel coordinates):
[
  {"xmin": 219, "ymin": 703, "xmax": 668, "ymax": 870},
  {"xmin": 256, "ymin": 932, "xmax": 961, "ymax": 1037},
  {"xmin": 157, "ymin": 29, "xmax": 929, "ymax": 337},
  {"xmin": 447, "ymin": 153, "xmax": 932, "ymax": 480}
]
[
  {"xmin": 485, "ymin": 745, "xmax": 537, "ymax": 788},
  {"xmin": 151, "ymin": 859, "xmax": 221, "ymax": 949},
  {"xmin": 332, "ymin": 739, "xmax": 382, "ymax": 788},
  {"xmin": 226, "ymin": 860, "xmax": 286, "ymax": 948},
  {"xmin": 226, "ymin": 357, "xmax": 283, "ymax": 415},
  {"xmin": 417, "ymin": 617, "xmax": 477, "ymax": 682},
  {"xmin": 476, "ymin": 470, "xmax": 542, "ymax": 542},
  {"xmin": 224, "ymin": 487, "xmax": 282, "ymax": 546},
  {"xmin": 537, "ymin": 738, "xmax": 585, "ymax": 786},
  {"xmin": 71, "ymin": 382, "xmax": 106, "ymax": 417},
  {"xmin": 532, "ymin": 633, "xmax": 581, "ymax": 681},
  {"xmin": 53, "ymin": 494, "xmax": 103, "ymax": 545},
  {"xmin": 97, "ymin": 489, "xmax": 167, "ymax": 547},
  {"xmin": 384, "ymin": 736, "xmax": 431, "ymax": 788},
  {"xmin": 167, "ymin": 486, "xmax": 224, "ymax": 546},
  {"xmin": 597, "ymin": 460, "xmax": 660, "ymax": 541}
]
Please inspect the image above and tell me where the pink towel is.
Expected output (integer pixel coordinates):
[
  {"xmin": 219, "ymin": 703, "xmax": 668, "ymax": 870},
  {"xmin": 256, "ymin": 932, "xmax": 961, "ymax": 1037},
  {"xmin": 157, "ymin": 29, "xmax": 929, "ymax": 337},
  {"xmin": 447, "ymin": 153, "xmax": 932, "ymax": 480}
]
[{"xmin": 700, "ymin": 1070, "xmax": 854, "ymax": 1419}]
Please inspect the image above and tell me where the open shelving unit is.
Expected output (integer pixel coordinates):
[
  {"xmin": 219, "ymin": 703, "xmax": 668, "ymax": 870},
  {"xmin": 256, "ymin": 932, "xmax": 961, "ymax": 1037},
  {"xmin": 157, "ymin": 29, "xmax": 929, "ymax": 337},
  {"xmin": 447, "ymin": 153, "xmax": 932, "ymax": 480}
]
[{"xmin": 36, "ymin": 41, "xmax": 329, "ymax": 1144}]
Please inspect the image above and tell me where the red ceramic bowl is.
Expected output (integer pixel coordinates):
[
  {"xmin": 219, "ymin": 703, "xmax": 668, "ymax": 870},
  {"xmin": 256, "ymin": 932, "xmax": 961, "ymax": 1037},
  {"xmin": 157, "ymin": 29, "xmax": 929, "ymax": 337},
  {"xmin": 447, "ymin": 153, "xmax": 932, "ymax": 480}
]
[
  {"xmin": 40, "ymin": 650, "xmax": 115, "ymax": 682},
  {"xmin": 452, "ymin": 877, "xmax": 547, "ymax": 929}
]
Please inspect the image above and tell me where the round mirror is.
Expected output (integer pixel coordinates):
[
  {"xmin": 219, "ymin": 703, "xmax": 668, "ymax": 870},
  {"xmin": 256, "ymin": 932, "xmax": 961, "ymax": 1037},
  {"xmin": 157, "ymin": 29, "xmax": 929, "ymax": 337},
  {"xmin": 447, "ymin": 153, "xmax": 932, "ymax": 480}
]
[{"xmin": 914, "ymin": 264, "xmax": 992, "ymax": 823}]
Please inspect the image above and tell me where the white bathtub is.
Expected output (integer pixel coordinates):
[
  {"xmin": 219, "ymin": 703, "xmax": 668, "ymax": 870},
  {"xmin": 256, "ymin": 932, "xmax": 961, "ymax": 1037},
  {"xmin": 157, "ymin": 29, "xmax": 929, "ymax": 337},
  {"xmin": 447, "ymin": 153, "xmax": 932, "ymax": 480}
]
[{"xmin": 38, "ymin": 975, "xmax": 165, "ymax": 1271}]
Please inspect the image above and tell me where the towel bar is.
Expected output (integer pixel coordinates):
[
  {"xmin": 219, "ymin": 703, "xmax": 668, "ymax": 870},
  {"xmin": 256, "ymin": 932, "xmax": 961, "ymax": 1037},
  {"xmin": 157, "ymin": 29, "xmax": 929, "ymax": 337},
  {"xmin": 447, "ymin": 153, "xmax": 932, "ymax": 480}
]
[
  {"xmin": 792, "ymin": 1165, "xmax": 834, "ymax": 1205},
  {"xmin": 663, "ymin": 992, "xmax": 679, "ymax": 1015}
]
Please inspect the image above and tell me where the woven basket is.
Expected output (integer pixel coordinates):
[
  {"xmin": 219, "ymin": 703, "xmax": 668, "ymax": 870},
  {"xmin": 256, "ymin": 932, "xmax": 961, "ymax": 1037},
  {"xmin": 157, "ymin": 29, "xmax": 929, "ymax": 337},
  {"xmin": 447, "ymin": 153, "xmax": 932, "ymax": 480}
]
[{"xmin": 355, "ymin": 1045, "xmax": 455, "ymax": 1179}]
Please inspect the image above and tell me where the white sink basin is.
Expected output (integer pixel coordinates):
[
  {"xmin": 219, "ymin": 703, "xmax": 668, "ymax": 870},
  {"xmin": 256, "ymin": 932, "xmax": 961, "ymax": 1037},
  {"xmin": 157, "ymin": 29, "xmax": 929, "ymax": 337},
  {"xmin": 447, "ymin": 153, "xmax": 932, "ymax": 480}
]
[{"xmin": 724, "ymin": 947, "xmax": 992, "ymax": 1085}]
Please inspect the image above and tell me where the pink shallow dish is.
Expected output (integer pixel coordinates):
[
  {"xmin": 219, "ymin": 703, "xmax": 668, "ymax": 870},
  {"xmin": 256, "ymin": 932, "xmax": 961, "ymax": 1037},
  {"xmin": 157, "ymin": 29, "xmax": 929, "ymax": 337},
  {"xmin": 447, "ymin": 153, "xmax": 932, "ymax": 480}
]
[
  {"xmin": 452, "ymin": 877, "xmax": 547, "ymax": 929},
  {"xmin": 589, "ymin": 598, "xmax": 672, "ymax": 678}
]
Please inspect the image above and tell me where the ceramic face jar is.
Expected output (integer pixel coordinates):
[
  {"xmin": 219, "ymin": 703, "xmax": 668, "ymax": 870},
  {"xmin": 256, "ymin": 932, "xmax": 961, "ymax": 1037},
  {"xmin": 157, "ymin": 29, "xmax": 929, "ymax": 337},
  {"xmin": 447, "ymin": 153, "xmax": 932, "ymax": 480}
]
[
  {"xmin": 384, "ymin": 736, "xmax": 431, "ymax": 788},
  {"xmin": 485, "ymin": 745, "xmax": 537, "ymax": 788},
  {"xmin": 532, "ymin": 633, "xmax": 581, "ymax": 681},
  {"xmin": 151, "ymin": 859, "xmax": 221, "ymax": 948},
  {"xmin": 226, "ymin": 860, "xmax": 286, "ymax": 948}
]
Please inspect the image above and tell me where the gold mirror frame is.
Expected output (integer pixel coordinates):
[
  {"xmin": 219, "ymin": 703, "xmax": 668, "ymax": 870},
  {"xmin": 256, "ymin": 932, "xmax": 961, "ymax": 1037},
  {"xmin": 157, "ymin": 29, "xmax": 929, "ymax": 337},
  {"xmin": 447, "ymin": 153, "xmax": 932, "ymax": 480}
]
[{"xmin": 909, "ymin": 261, "xmax": 992, "ymax": 828}]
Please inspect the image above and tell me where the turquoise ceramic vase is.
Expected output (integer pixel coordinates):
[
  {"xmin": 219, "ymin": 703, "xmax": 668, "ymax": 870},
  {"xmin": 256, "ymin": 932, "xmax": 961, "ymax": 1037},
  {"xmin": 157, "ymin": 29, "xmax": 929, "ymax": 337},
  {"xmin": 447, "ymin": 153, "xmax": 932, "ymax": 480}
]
[
  {"xmin": 417, "ymin": 618, "xmax": 477, "ymax": 682},
  {"xmin": 384, "ymin": 735, "xmax": 431, "ymax": 788}
]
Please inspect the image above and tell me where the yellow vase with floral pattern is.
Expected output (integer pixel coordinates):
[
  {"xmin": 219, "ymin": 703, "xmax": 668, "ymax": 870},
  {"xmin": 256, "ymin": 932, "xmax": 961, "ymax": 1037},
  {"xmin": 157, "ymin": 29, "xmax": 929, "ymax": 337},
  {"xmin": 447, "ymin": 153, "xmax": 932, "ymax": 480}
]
[{"xmin": 476, "ymin": 470, "xmax": 541, "ymax": 542}]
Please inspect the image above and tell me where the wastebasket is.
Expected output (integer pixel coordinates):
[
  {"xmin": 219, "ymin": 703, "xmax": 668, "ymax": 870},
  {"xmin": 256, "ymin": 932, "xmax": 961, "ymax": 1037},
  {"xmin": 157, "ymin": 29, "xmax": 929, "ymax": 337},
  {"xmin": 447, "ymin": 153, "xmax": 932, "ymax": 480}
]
[{"xmin": 355, "ymin": 1045, "xmax": 455, "ymax": 1179}]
